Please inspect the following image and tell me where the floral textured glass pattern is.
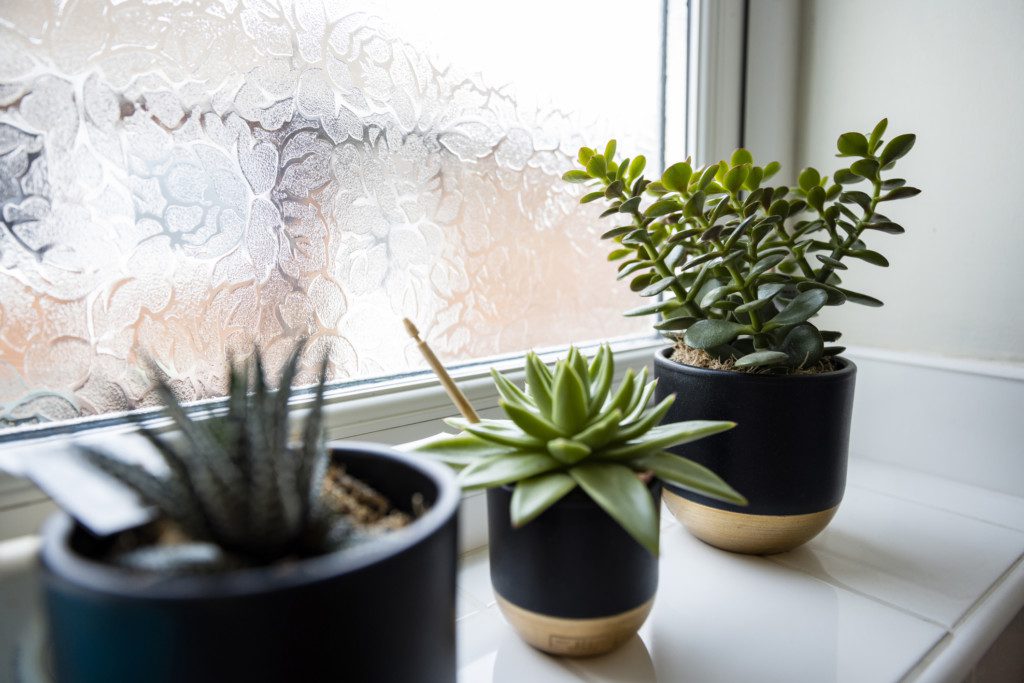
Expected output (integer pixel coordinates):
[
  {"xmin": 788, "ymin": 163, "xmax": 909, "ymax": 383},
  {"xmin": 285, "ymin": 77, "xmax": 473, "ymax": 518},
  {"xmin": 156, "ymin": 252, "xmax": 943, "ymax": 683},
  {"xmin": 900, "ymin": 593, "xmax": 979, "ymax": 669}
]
[{"xmin": 0, "ymin": 0, "xmax": 662, "ymax": 432}]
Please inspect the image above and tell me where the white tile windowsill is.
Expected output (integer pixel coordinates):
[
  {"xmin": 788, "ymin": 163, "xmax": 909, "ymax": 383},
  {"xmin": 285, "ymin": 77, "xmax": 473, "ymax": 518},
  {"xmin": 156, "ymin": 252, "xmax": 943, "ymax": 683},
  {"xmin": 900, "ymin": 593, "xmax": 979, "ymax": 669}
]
[{"xmin": 455, "ymin": 458, "xmax": 1024, "ymax": 683}]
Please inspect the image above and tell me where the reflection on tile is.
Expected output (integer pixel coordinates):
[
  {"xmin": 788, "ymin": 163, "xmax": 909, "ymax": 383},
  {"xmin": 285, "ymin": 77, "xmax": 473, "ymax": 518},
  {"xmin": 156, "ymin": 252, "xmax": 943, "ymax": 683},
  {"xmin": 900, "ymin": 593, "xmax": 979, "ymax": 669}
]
[
  {"xmin": 849, "ymin": 458, "xmax": 1024, "ymax": 532},
  {"xmin": 457, "ymin": 608, "xmax": 508, "ymax": 676},
  {"xmin": 490, "ymin": 629, "xmax": 588, "ymax": 683},
  {"xmin": 459, "ymin": 546, "xmax": 496, "ymax": 607},
  {"xmin": 647, "ymin": 530, "xmax": 945, "ymax": 683},
  {"xmin": 458, "ymin": 587, "xmax": 486, "ymax": 621},
  {"xmin": 562, "ymin": 635, "xmax": 656, "ymax": 683},
  {"xmin": 771, "ymin": 488, "xmax": 1024, "ymax": 627}
]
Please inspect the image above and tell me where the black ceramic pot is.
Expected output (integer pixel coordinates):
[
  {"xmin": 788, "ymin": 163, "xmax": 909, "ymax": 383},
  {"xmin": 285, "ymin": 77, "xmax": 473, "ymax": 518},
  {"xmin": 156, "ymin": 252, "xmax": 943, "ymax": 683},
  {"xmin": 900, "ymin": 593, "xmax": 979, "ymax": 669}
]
[
  {"xmin": 40, "ymin": 442, "xmax": 460, "ymax": 683},
  {"xmin": 653, "ymin": 348, "xmax": 856, "ymax": 554},
  {"xmin": 487, "ymin": 478, "xmax": 660, "ymax": 657}
]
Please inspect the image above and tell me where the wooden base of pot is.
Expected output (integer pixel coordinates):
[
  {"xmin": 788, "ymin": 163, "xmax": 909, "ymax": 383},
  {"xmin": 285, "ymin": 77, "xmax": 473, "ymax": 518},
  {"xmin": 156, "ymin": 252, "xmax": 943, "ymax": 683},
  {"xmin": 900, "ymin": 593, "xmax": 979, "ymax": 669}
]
[
  {"xmin": 664, "ymin": 489, "xmax": 838, "ymax": 555},
  {"xmin": 495, "ymin": 592, "xmax": 653, "ymax": 657}
]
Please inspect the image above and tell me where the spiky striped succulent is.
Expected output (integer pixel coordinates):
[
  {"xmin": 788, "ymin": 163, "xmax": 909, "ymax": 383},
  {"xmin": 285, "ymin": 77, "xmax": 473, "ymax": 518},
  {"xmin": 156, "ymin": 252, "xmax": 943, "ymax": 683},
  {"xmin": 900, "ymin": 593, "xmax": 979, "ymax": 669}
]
[
  {"xmin": 411, "ymin": 345, "xmax": 744, "ymax": 554},
  {"xmin": 82, "ymin": 341, "xmax": 351, "ymax": 572}
]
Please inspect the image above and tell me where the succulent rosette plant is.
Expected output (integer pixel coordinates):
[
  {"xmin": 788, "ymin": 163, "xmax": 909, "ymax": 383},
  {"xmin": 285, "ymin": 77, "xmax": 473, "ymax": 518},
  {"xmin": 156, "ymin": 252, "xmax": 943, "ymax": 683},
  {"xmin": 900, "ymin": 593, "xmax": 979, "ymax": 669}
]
[
  {"xmin": 562, "ymin": 119, "xmax": 919, "ymax": 371},
  {"xmin": 412, "ymin": 344, "xmax": 743, "ymax": 554}
]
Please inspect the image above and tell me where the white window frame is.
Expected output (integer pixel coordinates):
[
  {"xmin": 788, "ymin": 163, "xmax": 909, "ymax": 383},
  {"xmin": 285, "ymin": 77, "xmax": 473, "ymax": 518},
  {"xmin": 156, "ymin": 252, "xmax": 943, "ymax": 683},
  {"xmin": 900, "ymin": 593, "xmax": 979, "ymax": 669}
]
[{"xmin": 0, "ymin": 0, "xmax": 764, "ymax": 548}]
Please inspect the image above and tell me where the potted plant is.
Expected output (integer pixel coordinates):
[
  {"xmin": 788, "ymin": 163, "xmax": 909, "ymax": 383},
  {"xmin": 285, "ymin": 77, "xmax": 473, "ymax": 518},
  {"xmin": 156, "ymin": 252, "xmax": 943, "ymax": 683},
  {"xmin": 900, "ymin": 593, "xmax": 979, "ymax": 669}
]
[
  {"xmin": 39, "ymin": 341, "xmax": 461, "ymax": 683},
  {"xmin": 562, "ymin": 119, "xmax": 919, "ymax": 554},
  {"xmin": 409, "ymin": 344, "xmax": 743, "ymax": 656}
]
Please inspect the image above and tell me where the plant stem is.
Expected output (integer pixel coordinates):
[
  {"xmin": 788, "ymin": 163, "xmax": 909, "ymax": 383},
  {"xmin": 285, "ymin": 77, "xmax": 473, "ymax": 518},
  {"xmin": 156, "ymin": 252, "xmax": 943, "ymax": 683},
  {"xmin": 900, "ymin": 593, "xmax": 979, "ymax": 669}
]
[{"xmin": 815, "ymin": 178, "xmax": 882, "ymax": 284}]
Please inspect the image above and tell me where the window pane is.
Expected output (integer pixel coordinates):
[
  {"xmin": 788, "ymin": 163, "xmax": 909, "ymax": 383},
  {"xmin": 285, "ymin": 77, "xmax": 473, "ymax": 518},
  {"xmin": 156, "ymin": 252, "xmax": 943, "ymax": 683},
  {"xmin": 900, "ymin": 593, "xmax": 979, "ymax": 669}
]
[{"xmin": 0, "ymin": 0, "xmax": 674, "ymax": 433}]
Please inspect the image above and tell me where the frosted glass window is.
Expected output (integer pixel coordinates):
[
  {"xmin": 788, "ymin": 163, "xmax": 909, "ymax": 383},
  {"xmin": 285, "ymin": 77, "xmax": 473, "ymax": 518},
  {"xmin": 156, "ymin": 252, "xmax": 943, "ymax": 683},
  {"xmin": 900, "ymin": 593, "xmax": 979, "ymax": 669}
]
[{"xmin": 0, "ymin": 0, "xmax": 677, "ymax": 433}]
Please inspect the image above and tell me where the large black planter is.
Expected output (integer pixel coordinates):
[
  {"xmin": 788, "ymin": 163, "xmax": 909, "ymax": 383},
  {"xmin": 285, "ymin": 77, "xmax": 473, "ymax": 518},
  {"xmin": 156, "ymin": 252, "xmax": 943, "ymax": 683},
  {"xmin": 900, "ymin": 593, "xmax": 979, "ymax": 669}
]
[
  {"xmin": 653, "ymin": 348, "xmax": 856, "ymax": 554},
  {"xmin": 487, "ymin": 478, "xmax": 660, "ymax": 657},
  {"xmin": 40, "ymin": 442, "xmax": 460, "ymax": 683}
]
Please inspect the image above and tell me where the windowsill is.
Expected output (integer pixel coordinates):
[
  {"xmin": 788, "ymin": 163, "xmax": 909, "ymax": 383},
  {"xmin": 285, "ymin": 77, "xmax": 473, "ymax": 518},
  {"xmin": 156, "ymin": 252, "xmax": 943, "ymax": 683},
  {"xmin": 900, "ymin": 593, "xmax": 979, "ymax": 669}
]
[
  {"xmin": 3, "ymin": 458, "xmax": 1020, "ymax": 682},
  {"xmin": 454, "ymin": 457, "xmax": 1024, "ymax": 682}
]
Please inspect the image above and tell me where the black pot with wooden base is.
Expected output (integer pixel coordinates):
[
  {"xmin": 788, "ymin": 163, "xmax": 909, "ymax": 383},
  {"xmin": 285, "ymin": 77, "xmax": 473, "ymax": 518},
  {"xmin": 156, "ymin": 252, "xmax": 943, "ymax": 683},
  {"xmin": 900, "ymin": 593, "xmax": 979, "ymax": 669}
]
[
  {"xmin": 653, "ymin": 348, "xmax": 856, "ymax": 555},
  {"xmin": 40, "ymin": 443, "xmax": 461, "ymax": 683},
  {"xmin": 487, "ymin": 479, "xmax": 660, "ymax": 657}
]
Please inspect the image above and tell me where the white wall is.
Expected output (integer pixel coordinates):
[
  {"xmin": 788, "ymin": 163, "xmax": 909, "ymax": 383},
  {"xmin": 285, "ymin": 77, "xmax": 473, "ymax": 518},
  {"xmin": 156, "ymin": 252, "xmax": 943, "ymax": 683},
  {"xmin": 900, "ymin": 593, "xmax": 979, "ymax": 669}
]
[{"xmin": 795, "ymin": 0, "xmax": 1024, "ymax": 363}]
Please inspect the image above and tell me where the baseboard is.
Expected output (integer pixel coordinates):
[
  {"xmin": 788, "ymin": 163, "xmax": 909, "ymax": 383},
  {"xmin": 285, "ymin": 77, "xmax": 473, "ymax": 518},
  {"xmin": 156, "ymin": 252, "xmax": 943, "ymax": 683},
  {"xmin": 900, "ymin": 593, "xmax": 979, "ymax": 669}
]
[{"xmin": 844, "ymin": 346, "xmax": 1024, "ymax": 499}]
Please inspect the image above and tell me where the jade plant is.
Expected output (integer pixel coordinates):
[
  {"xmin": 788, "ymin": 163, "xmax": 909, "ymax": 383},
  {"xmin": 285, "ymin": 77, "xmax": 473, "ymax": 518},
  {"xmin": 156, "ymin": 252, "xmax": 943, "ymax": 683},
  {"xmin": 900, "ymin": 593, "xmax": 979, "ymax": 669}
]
[
  {"xmin": 411, "ymin": 344, "xmax": 743, "ymax": 554},
  {"xmin": 81, "ymin": 341, "xmax": 353, "ymax": 572},
  {"xmin": 562, "ymin": 119, "xmax": 919, "ymax": 370}
]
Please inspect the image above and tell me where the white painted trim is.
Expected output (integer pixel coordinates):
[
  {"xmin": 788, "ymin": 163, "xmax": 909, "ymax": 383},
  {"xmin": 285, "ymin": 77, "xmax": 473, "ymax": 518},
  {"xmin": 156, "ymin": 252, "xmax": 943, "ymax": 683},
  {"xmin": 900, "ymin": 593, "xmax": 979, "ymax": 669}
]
[
  {"xmin": 689, "ymin": 0, "xmax": 745, "ymax": 165},
  {"xmin": 0, "ymin": 340, "xmax": 665, "ymax": 545},
  {"xmin": 845, "ymin": 345, "xmax": 1024, "ymax": 382}
]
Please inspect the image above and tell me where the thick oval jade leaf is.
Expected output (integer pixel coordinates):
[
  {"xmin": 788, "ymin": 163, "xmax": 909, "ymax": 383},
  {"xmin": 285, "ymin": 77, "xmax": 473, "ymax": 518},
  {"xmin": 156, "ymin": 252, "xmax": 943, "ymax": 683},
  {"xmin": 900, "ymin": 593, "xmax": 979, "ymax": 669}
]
[
  {"xmin": 832, "ymin": 168, "xmax": 861, "ymax": 185},
  {"xmin": 796, "ymin": 280, "xmax": 847, "ymax": 306},
  {"xmin": 510, "ymin": 473, "xmax": 578, "ymax": 527},
  {"xmin": 864, "ymin": 220, "xmax": 905, "ymax": 234},
  {"xmin": 646, "ymin": 199, "xmax": 681, "ymax": 218},
  {"xmin": 798, "ymin": 167, "xmax": 821, "ymax": 192},
  {"xmin": 653, "ymin": 315, "xmax": 697, "ymax": 332},
  {"xmin": 639, "ymin": 276, "xmax": 678, "ymax": 297},
  {"xmin": 763, "ymin": 161, "xmax": 781, "ymax": 179},
  {"xmin": 764, "ymin": 289, "xmax": 828, "ymax": 329},
  {"xmin": 734, "ymin": 350, "xmax": 790, "ymax": 369},
  {"xmin": 815, "ymin": 254, "xmax": 848, "ymax": 270},
  {"xmin": 781, "ymin": 323, "xmax": 824, "ymax": 367},
  {"xmin": 624, "ymin": 299, "xmax": 680, "ymax": 317},
  {"xmin": 879, "ymin": 133, "xmax": 916, "ymax": 165},
  {"xmin": 880, "ymin": 186, "xmax": 921, "ymax": 201},
  {"xmin": 837, "ymin": 131, "xmax": 868, "ymax": 156},
  {"xmin": 837, "ymin": 287, "xmax": 884, "ymax": 307},
  {"xmin": 618, "ymin": 195, "xmax": 642, "ymax": 213},
  {"xmin": 459, "ymin": 452, "xmax": 561, "ymax": 490},
  {"xmin": 629, "ymin": 155, "xmax": 647, "ymax": 179},
  {"xmin": 577, "ymin": 147, "xmax": 595, "ymax": 165},
  {"xmin": 699, "ymin": 284, "xmax": 736, "ymax": 309},
  {"xmin": 724, "ymin": 164, "xmax": 749, "ymax": 194},
  {"xmin": 586, "ymin": 155, "xmax": 607, "ymax": 178},
  {"xmin": 684, "ymin": 319, "xmax": 746, "ymax": 349},
  {"xmin": 635, "ymin": 450, "xmax": 746, "ymax": 505},
  {"xmin": 850, "ymin": 158, "xmax": 880, "ymax": 179},
  {"xmin": 562, "ymin": 170, "xmax": 591, "ymax": 183},
  {"xmin": 847, "ymin": 249, "xmax": 890, "ymax": 267},
  {"xmin": 661, "ymin": 162, "xmax": 693, "ymax": 192},
  {"xmin": 547, "ymin": 437, "xmax": 592, "ymax": 465},
  {"xmin": 868, "ymin": 118, "xmax": 888, "ymax": 151},
  {"xmin": 552, "ymin": 364, "xmax": 589, "ymax": 435},
  {"xmin": 569, "ymin": 462, "xmax": 660, "ymax": 555},
  {"xmin": 581, "ymin": 191, "xmax": 605, "ymax": 204},
  {"xmin": 731, "ymin": 148, "xmax": 754, "ymax": 166},
  {"xmin": 604, "ymin": 139, "xmax": 617, "ymax": 161}
]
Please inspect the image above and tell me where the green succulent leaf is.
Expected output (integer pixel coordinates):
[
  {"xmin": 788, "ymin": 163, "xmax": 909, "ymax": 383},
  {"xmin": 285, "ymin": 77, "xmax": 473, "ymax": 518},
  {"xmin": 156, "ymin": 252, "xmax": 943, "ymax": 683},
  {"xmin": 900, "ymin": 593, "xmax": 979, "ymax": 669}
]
[
  {"xmin": 501, "ymin": 400, "xmax": 563, "ymax": 441},
  {"xmin": 602, "ymin": 421, "xmax": 736, "ymax": 461},
  {"xmin": 569, "ymin": 463, "xmax": 660, "ymax": 555},
  {"xmin": 562, "ymin": 170, "xmax": 591, "ymax": 183},
  {"xmin": 510, "ymin": 473, "xmax": 578, "ymax": 527},
  {"xmin": 459, "ymin": 452, "xmax": 561, "ymax": 490},
  {"xmin": 780, "ymin": 323, "xmax": 825, "ymax": 367},
  {"xmin": 879, "ymin": 133, "xmax": 916, "ymax": 165},
  {"xmin": 684, "ymin": 319, "xmax": 747, "ymax": 349},
  {"xmin": 547, "ymin": 438, "xmax": 592, "ymax": 465},
  {"xmin": 635, "ymin": 450, "xmax": 746, "ymax": 505},
  {"xmin": 551, "ymin": 363, "xmax": 589, "ymax": 435},
  {"xmin": 764, "ymin": 289, "xmax": 828, "ymax": 330},
  {"xmin": 400, "ymin": 431, "xmax": 514, "ymax": 466},
  {"xmin": 837, "ymin": 132, "xmax": 869, "ymax": 156},
  {"xmin": 525, "ymin": 353, "xmax": 554, "ymax": 417},
  {"xmin": 734, "ymin": 350, "xmax": 790, "ymax": 369},
  {"xmin": 445, "ymin": 418, "xmax": 544, "ymax": 450},
  {"xmin": 661, "ymin": 162, "xmax": 693, "ymax": 192}
]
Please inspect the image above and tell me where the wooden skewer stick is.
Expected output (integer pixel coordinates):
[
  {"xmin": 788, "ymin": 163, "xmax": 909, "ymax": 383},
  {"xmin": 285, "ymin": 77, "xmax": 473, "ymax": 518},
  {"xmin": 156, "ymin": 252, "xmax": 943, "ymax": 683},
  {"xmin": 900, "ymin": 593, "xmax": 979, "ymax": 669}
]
[{"xmin": 403, "ymin": 318, "xmax": 480, "ymax": 424}]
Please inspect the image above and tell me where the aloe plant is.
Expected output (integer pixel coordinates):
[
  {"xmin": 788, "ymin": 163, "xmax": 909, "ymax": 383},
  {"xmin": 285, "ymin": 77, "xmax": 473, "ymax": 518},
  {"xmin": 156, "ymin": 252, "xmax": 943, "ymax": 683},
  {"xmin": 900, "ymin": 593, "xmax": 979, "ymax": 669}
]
[
  {"xmin": 82, "ymin": 340, "xmax": 352, "ymax": 572},
  {"xmin": 410, "ymin": 345, "xmax": 743, "ymax": 555},
  {"xmin": 563, "ymin": 119, "xmax": 919, "ymax": 370}
]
